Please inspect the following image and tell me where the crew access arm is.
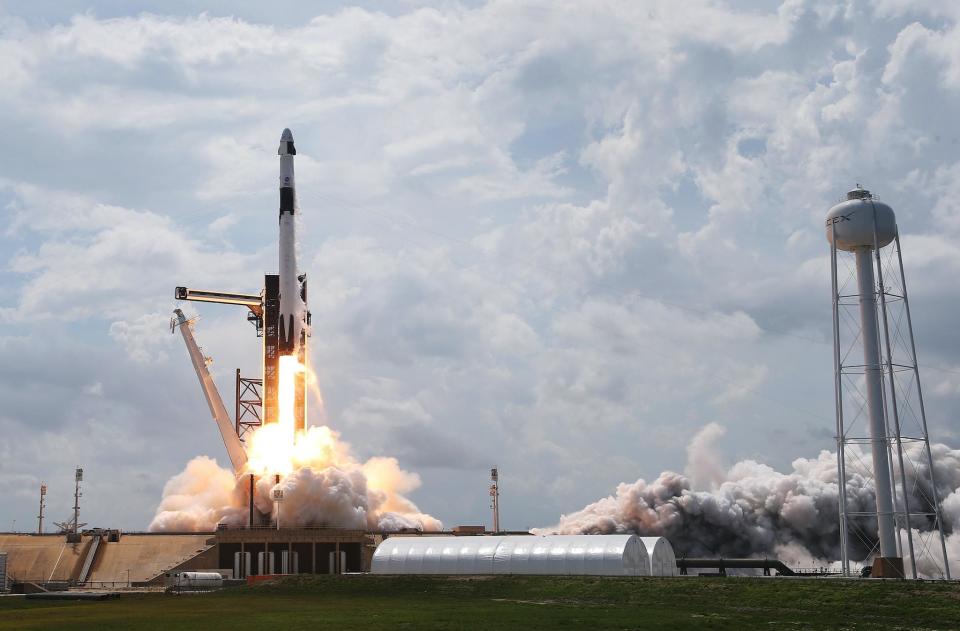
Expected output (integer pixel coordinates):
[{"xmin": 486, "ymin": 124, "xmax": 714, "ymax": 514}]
[
  {"xmin": 175, "ymin": 287, "xmax": 263, "ymax": 333},
  {"xmin": 172, "ymin": 309, "xmax": 248, "ymax": 473}
]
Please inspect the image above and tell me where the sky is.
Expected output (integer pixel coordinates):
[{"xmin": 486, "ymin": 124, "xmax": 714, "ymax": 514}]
[{"xmin": 1, "ymin": 0, "xmax": 959, "ymax": 533}]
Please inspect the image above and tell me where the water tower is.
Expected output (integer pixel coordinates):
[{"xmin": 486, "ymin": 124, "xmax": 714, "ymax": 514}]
[{"xmin": 827, "ymin": 187, "xmax": 951, "ymax": 579}]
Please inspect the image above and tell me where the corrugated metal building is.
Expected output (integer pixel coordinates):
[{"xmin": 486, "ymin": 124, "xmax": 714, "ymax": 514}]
[
  {"xmin": 640, "ymin": 537, "xmax": 678, "ymax": 576},
  {"xmin": 372, "ymin": 535, "xmax": 653, "ymax": 576}
]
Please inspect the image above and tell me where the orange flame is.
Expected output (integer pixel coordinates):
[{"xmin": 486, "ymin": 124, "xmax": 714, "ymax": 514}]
[{"xmin": 245, "ymin": 355, "xmax": 304, "ymax": 475}]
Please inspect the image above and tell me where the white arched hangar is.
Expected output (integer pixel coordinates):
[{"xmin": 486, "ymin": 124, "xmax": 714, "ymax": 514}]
[
  {"xmin": 640, "ymin": 537, "xmax": 678, "ymax": 577},
  {"xmin": 372, "ymin": 534, "xmax": 677, "ymax": 576}
]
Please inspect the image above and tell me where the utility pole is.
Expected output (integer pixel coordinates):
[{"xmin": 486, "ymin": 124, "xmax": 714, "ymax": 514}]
[
  {"xmin": 37, "ymin": 483, "xmax": 47, "ymax": 534},
  {"xmin": 248, "ymin": 474, "xmax": 255, "ymax": 528},
  {"xmin": 489, "ymin": 468, "xmax": 500, "ymax": 533}
]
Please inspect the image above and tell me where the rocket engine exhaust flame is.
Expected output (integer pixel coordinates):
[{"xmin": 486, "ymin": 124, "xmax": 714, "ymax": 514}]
[
  {"xmin": 278, "ymin": 356, "xmax": 301, "ymax": 441},
  {"xmin": 149, "ymin": 418, "xmax": 442, "ymax": 532},
  {"xmin": 244, "ymin": 356, "xmax": 306, "ymax": 475}
]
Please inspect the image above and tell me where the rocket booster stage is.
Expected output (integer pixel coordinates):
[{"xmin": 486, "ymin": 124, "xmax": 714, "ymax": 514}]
[{"xmin": 277, "ymin": 128, "xmax": 308, "ymax": 356}]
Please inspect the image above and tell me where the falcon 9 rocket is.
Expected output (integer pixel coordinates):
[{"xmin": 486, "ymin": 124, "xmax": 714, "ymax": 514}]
[{"xmin": 277, "ymin": 128, "xmax": 309, "ymax": 434}]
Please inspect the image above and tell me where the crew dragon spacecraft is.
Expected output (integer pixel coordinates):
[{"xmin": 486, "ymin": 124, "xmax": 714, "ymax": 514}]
[{"xmin": 173, "ymin": 129, "xmax": 310, "ymax": 474}]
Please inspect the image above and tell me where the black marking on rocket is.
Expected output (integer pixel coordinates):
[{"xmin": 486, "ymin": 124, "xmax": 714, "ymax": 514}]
[
  {"xmin": 278, "ymin": 312, "xmax": 295, "ymax": 353},
  {"xmin": 280, "ymin": 187, "xmax": 295, "ymax": 215}
]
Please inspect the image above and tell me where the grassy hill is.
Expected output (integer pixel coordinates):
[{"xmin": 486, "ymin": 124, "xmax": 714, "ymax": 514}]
[{"xmin": 2, "ymin": 574, "xmax": 958, "ymax": 630}]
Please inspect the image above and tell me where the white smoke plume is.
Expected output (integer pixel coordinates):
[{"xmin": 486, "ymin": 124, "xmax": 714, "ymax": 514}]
[
  {"xmin": 543, "ymin": 424, "xmax": 960, "ymax": 576},
  {"xmin": 684, "ymin": 422, "xmax": 726, "ymax": 491},
  {"xmin": 149, "ymin": 425, "xmax": 441, "ymax": 532},
  {"xmin": 147, "ymin": 456, "xmax": 248, "ymax": 531}
]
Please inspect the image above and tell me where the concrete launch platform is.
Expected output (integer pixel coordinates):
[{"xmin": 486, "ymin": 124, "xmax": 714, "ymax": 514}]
[
  {"xmin": 215, "ymin": 527, "xmax": 373, "ymax": 575},
  {"xmin": 0, "ymin": 528, "xmax": 376, "ymax": 590}
]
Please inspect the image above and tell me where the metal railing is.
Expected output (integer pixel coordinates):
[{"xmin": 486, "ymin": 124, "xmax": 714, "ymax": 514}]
[
  {"xmin": 6, "ymin": 577, "xmax": 165, "ymax": 591},
  {"xmin": 216, "ymin": 524, "xmax": 371, "ymax": 533}
]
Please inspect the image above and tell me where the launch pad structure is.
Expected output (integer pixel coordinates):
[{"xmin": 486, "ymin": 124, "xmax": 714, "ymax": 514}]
[
  {"xmin": 216, "ymin": 527, "xmax": 369, "ymax": 577},
  {"xmin": 174, "ymin": 273, "xmax": 304, "ymax": 442},
  {"xmin": 173, "ymin": 129, "xmax": 310, "ymax": 473},
  {"xmin": 173, "ymin": 131, "xmax": 310, "ymax": 527},
  {"xmin": 171, "ymin": 130, "xmax": 311, "ymax": 524}
]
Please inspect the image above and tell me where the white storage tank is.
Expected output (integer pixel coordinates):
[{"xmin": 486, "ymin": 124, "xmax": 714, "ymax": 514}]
[
  {"xmin": 167, "ymin": 571, "xmax": 223, "ymax": 591},
  {"xmin": 258, "ymin": 551, "xmax": 275, "ymax": 575},
  {"xmin": 234, "ymin": 551, "xmax": 252, "ymax": 579},
  {"xmin": 639, "ymin": 537, "xmax": 678, "ymax": 576},
  {"xmin": 372, "ymin": 535, "xmax": 649, "ymax": 576}
]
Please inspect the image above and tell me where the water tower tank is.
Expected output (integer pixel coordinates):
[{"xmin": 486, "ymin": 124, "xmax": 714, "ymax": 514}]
[{"xmin": 825, "ymin": 188, "xmax": 897, "ymax": 251}]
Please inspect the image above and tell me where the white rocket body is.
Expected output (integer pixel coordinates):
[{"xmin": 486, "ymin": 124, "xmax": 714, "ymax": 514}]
[{"xmin": 277, "ymin": 128, "xmax": 307, "ymax": 356}]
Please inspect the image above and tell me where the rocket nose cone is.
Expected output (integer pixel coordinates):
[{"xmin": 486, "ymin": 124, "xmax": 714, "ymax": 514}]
[{"xmin": 278, "ymin": 128, "xmax": 296, "ymax": 155}]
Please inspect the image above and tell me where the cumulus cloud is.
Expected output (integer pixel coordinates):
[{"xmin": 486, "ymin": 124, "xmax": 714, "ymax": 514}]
[
  {"xmin": 3, "ymin": 1, "xmax": 960, "ymax": 533},
  {"xmin": 1, "ymin": 182, "xmax": 262, "ymax": 323}
]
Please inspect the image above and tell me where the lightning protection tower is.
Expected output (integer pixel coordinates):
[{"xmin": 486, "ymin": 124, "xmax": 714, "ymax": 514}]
[
  {"xmin": 489, "ymin": 468, "xmax": 500, "ymax": 534},
  {"xmin": 827, "ymin": 187, "xmax": 951, "ymax": 579},
  {"xmin": 37, "ymin": 483, "xmax": 46, "ymax": 535}
]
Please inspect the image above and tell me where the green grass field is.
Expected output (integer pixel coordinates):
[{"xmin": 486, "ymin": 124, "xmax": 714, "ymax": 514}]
[{"xmin": 2, "ymin": 575, "xmax": 958, "ymax": 630}]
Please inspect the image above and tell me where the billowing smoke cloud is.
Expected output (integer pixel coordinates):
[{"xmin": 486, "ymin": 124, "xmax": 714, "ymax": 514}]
[
  {"xmin": 147, "ymin": 456, "xmax": 248, "ymax": 531},
  {"xmin": 542, "ymin": 424, "xmax": 960, "ymax": 575},
  {"xmin": 149, "ymin": 425, "xmax": 441, "ymax": 532}
]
